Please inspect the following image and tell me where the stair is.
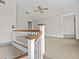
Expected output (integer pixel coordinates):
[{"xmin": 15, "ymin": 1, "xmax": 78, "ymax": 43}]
[
  {"xmin": 12, "ymin": 41, "xmax": 28, "ymax": 53},
  {"xmin": 13, "ymin": 53, "xmax": 28, "ymax": 59},
  {"xmin": 12, "ymin": 41, "xmax": 28, "ymax": 59},
  {"xmin": 12, "ymin": 25, "xmax": 45, "ymax": 59}
]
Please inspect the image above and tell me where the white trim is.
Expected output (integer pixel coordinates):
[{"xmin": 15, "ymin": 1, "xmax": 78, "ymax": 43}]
[
  {"xmin": 75, "ymin": 13, "xmax": 79, "ymax": 39},
  {"xmin": 61, "ymin": 15, "xmax": 64, "ymax": 38},
  {"xmin": 61, "ymin": 12, "xmax": 77, "ymax": 39},
  {"xmin": 62, "ymin": 12, "xmax": 77, "ymax": 17},
  {"xmin": 46, "ymin": 35, "xmax": 63, "ymax": 38}
]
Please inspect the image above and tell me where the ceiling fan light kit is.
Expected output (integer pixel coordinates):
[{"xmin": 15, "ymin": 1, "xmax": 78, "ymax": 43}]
[
  {"xmin": 26, "ymin": 12, "xmax": 29, "ymax": 14},
  {"xmin": 34, "ymin": 6, "xmax": 48, "ymax": 13}
]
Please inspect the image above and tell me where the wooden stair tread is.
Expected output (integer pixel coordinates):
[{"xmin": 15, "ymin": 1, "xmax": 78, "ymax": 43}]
[
  {"xmin": 26, "ymin": 34, "xmax": 38, "ymax": 40},
  {"xmin": 13, "ymin": 53, "xmax": 28, "ymax": 59}
]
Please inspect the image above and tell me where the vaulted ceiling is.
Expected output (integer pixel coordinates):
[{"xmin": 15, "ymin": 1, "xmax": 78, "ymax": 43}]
[{"xmin": 16, "ymin": 0, "xmax": 79, "ymax": 20}]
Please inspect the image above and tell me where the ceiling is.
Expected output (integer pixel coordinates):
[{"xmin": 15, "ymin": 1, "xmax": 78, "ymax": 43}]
[{"xmin": 16, "ymin": 0, "xmax": 79, "ymax": 20}]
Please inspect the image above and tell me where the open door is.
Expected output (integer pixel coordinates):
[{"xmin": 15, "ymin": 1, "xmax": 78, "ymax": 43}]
[{"xmin": 28, "ymin": 21, "xmax": 32, "ymax": 29}]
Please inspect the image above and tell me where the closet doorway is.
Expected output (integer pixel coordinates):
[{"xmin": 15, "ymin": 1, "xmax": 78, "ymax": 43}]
[
  {"xmin": 63, "ymin": 14, "xmax": 76, "ymax": 39},
  {"xmin": 28, "ymin": 21, "xmax": 32, "ymax": 29}
]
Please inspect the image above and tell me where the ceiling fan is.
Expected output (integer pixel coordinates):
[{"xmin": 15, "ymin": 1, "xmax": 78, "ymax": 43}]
[
  {"xmin": 0, "ymin": 0, "xmax": 5, "ymax": 4},
  {"xmin": 34, "ymin": 6, "xmax": 48, "ymax": 13}
]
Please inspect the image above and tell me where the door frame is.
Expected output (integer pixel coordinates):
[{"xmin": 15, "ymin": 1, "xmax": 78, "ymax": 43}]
[{"xmin": 61, "ymin": 12, "xmax": 77, "ymax": 39}]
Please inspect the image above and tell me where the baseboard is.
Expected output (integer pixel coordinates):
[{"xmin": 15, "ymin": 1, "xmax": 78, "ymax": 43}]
[
  {"xmin": 63, "ymin": 34, "xmax": 75, "ymax": 39},
  {"xmin": 46, "ymin": 35, "xmax": 63, "ymax": 39},
  {"xmin": 0, "ymin": 41, "xmax": 13, "ymax": 47}
]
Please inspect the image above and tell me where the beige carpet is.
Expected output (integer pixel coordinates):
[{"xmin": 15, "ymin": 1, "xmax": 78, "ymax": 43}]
[{"xmin": 45, "ymin": 37, "xmax": 79, "ymax": 59}]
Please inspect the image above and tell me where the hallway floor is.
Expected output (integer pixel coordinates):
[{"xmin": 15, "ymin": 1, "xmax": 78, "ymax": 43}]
[{"xmin": 44, "ymin": 37, "xmax": 79, "ymax": 59}]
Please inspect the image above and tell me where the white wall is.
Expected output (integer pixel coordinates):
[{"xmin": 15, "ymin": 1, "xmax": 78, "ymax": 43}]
[
  {"xmin": 33, "ymin": 12, "xmax": 79, "ymax": 38},
  {"xmin": 63, "ymin": 15, "xmax": 75, "ymax": 35},
  {"xmin": 16, "ymin": 0, "xmax": 33, "ymax": 29},
  {"xmin": 33, "ymin": 0, "xmax": 79, "ymax": 38},
  {"xmin": 33, "ymin": 16, "xmax": 63, "ymax": 37},
  {"xmin": 15, "ymin": 0, "xmax": 79, "ymax": 38},
  {"xmin": 28, "ymin": 0, "xmax": 79, "ymax": 20},
  {"xmin": 16, "ymin": 0, "xmax": 28, "ymax": 29},
  {"xmin": 0, "ymin": 0, "xmax": 16, "ymax": 43},
  {"xmin": 16, "ymin": 0, "xmax": 79, "ymax": 29},
  {"xmin": 16, "ymin": 0, "xmax": 79, "ymax": 24}
]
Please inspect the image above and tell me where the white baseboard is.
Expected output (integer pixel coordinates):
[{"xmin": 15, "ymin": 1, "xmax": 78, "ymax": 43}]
[
  {"xmin": 63, "ymin": 34, "xmax": 75, "ymax": 39},
  {"xmin": 46, "ymin": 35, "xmax": 63, "ymax": 39},
  {"xmin": 0, "ymin": 41, "xmax": 13, "ymax": 47}
]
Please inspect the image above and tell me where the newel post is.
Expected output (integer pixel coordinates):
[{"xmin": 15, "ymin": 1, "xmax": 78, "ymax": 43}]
[{"xmin": 38, "ymin": 24, "xmax": 45, "ymax": 55}]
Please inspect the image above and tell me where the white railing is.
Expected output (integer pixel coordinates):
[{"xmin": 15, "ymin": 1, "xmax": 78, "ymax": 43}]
[{"xmin": 13, "ymin": 24, "xmax": 45, "ymax": 59}]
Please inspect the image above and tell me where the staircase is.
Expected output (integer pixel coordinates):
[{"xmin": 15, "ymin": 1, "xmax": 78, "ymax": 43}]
[{"xmin": 12, "ymin": 25, "xmax": 45, "ymax": 59}]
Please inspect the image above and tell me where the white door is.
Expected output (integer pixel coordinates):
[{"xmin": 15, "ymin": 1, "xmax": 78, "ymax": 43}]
[{"xmin": 0, "ymin": 0, "xmax": 16, "ymax": 43}]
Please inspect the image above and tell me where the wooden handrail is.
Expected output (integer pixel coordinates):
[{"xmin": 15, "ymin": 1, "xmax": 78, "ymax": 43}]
[
  {"xmin": 13, "ymin": 29, "xmax": 42, "ymax": 41},
  {"xmin": 35, "ymin": 31, "xmax": 42, "ymax": 41},
  {"xmin": 13, "ymin": 29, "xmax": 40, "ymax": 32},
  {"xmin": 13, "ymin": 53, "xmax": 28, "ymax": 59}
]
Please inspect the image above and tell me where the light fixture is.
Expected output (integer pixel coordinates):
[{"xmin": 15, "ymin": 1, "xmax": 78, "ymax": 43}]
[
  {"xmin": 34, "ymin": 6, "xmax": 48, "ymax": 13},
  {"xmin": 25, "ymin": 9, "xmax": 29, "ymax": 14},
  {"xmin": 0, "ymin": 0, "xmax": 5, "ymax": 4}
]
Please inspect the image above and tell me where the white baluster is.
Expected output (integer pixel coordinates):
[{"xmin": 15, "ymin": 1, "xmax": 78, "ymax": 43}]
[
  {"xmin": 28, "ymin": 39, "xmax": 35, "ymax": 59},
  {"xmin": 35, "ymin": 41, "xmax": 38, "ymax": 59}
]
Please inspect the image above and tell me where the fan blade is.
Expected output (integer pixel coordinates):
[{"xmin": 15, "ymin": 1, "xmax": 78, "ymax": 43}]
[
  {"xmin": 0, "ymin": 0, "xmax": 5, "ymax": 4},
  {"xmin": 41, "ymin": 8, "xmax": 48, "ymax": 10}
]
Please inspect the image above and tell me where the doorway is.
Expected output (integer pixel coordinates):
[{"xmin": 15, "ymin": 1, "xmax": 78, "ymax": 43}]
[
  {"xmin": 28, "ymin": 21, "xmax": 32, "ymax": 29},
  {"xmin": 63, "ymin": 15, "xmax": 76, "ymax": 39}
]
